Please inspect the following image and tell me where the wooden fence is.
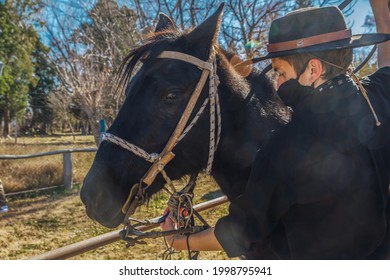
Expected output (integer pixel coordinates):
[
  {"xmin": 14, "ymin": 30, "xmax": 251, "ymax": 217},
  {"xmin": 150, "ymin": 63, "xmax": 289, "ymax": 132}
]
[{"xmin": 0, "ymin": 148, "xmax": 97, "ymax": 192}]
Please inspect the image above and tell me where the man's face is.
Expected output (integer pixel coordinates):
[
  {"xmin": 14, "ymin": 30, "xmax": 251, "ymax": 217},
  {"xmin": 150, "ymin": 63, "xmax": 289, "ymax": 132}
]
[{"xmin": 271, "ymin": 58, "xmax": 298, "ymax": 89}]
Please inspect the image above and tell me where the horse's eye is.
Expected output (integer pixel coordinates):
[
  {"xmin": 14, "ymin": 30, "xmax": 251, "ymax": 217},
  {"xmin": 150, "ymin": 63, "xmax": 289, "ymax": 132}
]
[{"xmin": 166, "ymin": 92, "xmax": 178, "ymax": 100}]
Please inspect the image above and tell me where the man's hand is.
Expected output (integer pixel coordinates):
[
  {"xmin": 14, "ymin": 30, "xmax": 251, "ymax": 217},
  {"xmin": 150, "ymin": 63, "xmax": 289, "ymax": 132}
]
[
  {"xmin": 160, "ymin": 207, "xmax": 223, "ymax": 252},
  {"xmin": 160, "ymin": 208, "xmax": 180, "ymax": 246}
]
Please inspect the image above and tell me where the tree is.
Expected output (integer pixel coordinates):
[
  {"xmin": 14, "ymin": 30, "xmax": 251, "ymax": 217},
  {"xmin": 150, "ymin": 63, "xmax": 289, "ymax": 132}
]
[
  {"xmin": 0, "ymin": 0, "xmax": 42, "ymax": 137},
  {"xmin": 221, "ymin": 0, "xmax": 288, "ymax": 57},
  {"xmin": 47, "ymin": 86, "xmax": 77, "ymax": 137},
  {"xmin": 43, "ymin": 0, "xmax": 141, "ymax": 145},
  {"xmin": 120, "ymin": 0, "xmax": 351, "ymax": 58},
  {"xmin": 28, "ymin": 40, "xmax": 56, "ymax": 134}
]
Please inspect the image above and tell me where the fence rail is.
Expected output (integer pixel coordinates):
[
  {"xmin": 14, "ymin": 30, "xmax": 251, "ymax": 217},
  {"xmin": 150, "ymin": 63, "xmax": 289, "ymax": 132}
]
[
  {"xmin": 6, "ymin": 185, "xmax": 62, "ymax": 197},
  {"xmin": 0, "ymin": 148, "xmax": 97, "ymax": 190},
  {"xmin": 29, "ymin": 195, "xmax": 229, "ymax": 260},
  {"xmin": 0, "ymin": 148, "xmax": 97, "ymax": 160}
]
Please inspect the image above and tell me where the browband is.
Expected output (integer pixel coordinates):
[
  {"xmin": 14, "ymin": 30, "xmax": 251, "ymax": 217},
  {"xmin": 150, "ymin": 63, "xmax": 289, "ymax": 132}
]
[{"xmin": 158, "ymin": 51, "xmax": 213, "ymax": 70}]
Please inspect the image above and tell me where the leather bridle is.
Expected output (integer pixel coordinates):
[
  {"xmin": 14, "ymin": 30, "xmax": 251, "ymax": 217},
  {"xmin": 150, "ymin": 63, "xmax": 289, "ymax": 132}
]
[{"xmin": 102, "ymin": 49, "xmax": 221, "ymax": 225}]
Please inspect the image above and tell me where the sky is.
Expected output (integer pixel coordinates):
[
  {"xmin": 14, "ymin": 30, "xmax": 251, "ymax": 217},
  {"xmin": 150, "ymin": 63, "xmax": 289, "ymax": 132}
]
[
  {"xmin": 346, "ymin": 0, "xmax": 372, "ymax": 34},
  {"xmin": 29, "ymin": 0, "xmax": 377, "ymax": 43},
  {"xmin": 0, "ymin": 0, "xmax": 375, "ymax": 33}
]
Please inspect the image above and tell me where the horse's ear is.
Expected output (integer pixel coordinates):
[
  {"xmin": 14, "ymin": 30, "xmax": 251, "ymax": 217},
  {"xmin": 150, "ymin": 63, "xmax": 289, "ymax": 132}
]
[
  {"xmin": 186, "ymin": 3, "xmax": 224, "ymax": 60},
  {"xmin": 155, "ymin": 13, "xmax": 177, "ymax": 32}
]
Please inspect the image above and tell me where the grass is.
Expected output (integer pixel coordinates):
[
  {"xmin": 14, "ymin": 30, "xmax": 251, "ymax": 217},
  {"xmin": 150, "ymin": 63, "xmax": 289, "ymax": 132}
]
[
  {"xmin": 0, "ymin": 135, "xmax": 96, "ymax": 192},
  {"xmin": 0, "ymin": 135, "xmax": 230, "ymax": 260}
]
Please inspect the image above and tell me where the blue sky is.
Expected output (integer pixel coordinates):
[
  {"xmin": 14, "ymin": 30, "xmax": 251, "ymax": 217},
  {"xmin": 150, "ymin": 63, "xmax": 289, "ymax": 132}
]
[
  {"xmin": 0, "ymin": 0, "xmax": 374, "ymax": 34},
  {"xmin": 346, "ymin": 0, "xmax": 372, "ymax": 34},
  {"xmin": 28, "ymin": 0, "xmax": 377, "ymax": 40}
]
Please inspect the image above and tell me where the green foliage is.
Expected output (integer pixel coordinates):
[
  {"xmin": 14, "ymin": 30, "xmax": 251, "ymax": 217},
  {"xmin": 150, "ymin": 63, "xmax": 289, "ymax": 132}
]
[
  {"xmin": 0, "ymin": 0, "xmax": 42, "ymax": 134},
  {"xmin": 0, "ymin": 0, "xmax": 56, "ymax": 137},
  {"xmin": 28, "ymin": 40, "xmax": 56, "ymax": 133}
]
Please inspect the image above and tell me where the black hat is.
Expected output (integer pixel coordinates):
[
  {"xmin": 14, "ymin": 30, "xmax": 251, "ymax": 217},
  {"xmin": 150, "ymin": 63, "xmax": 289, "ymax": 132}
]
[{"xmin": 253, "ymin": 6, "xmax": 390, "ymax": 61}]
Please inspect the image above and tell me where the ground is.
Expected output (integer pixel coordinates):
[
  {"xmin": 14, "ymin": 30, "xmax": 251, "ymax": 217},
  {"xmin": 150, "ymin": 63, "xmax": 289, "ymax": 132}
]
[{"xmin": 0, "ymin": 135, "xmax": 230, "ymax": 260}]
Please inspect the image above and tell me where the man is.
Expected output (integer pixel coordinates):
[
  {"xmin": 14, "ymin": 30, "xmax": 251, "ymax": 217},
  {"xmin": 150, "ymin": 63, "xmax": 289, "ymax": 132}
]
[{"xmin": 161, "ymin": 1, "xmax": 390, "ymax": 259}]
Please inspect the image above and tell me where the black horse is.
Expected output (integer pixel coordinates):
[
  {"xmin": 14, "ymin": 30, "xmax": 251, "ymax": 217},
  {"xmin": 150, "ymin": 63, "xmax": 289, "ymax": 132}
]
[{"xmin": 81, "ymin": 5, "xmax": 289, "ymax": 241}]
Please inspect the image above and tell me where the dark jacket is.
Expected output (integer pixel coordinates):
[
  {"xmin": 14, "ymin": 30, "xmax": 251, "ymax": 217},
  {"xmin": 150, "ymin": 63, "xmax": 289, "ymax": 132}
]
[{"xmin": 215, "ymin": 67, "xmax": 390, "ymax": 259}]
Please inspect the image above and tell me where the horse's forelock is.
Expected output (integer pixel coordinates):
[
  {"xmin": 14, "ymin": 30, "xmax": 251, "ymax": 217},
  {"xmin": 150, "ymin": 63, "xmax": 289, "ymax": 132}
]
[{"xmin": 115, "ymin": 29, "xmax": 185, "ymax": 96}]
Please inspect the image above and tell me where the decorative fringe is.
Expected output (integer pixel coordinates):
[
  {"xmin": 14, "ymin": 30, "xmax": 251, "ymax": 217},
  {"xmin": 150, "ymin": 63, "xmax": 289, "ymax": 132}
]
[{"xmin": 347, "ymin": 69, "xmax": 381, "ymax": 127}]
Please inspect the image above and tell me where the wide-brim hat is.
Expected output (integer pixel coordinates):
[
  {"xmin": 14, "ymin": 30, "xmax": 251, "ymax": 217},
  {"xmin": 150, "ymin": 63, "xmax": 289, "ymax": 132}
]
[{"xmin": 252, "ymin": 6, "xmax": 390, "ymax": 62}]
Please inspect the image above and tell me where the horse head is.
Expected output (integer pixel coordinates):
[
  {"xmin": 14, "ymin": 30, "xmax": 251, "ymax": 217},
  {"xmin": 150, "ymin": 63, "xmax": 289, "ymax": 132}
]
[{"xmin": 81, "ymin": 4, "xmax": 289, "ymax": 228}]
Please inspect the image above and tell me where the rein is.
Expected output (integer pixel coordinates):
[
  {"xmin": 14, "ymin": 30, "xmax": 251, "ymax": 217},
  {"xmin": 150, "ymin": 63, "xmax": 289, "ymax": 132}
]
[{"xmin": 102, "ymin": 49, "xmax": 221, "ymax": 249}]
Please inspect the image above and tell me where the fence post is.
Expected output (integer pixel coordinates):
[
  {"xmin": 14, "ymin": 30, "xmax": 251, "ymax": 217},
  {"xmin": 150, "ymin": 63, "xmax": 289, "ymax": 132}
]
[
  {"xmin": 63, "ymin": 152, "xmax": 73, "ymax": 190},
  {"xmin": 99, "ymin": 119, "xmax": 106, "ymax": 144}
]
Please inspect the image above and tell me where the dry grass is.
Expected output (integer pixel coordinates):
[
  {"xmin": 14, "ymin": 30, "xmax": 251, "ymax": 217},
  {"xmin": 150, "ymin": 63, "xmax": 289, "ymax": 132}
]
[
  {"xmin": 0, "ymin": 181, "xmax": 230, "ymax": 260},
  {"xmin": 0, "ymin": 135, "xmax": 96, "ymax": 192},
  {"xmin": 0, "ymin": 135, "xmax": 231, "ymax": 260}
]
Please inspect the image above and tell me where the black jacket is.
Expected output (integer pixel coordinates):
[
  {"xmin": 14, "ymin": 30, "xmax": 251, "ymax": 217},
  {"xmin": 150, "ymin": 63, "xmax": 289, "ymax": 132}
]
[{"xmin": 215, "ymin": 67, "xmax": 390, "ymax": 259}]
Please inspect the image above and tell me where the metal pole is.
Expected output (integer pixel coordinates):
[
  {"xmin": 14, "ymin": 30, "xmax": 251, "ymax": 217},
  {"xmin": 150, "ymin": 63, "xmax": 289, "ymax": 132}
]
[{"xmin": 29, "ymin": 196, "xmax": 228, "ymax": 260}]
